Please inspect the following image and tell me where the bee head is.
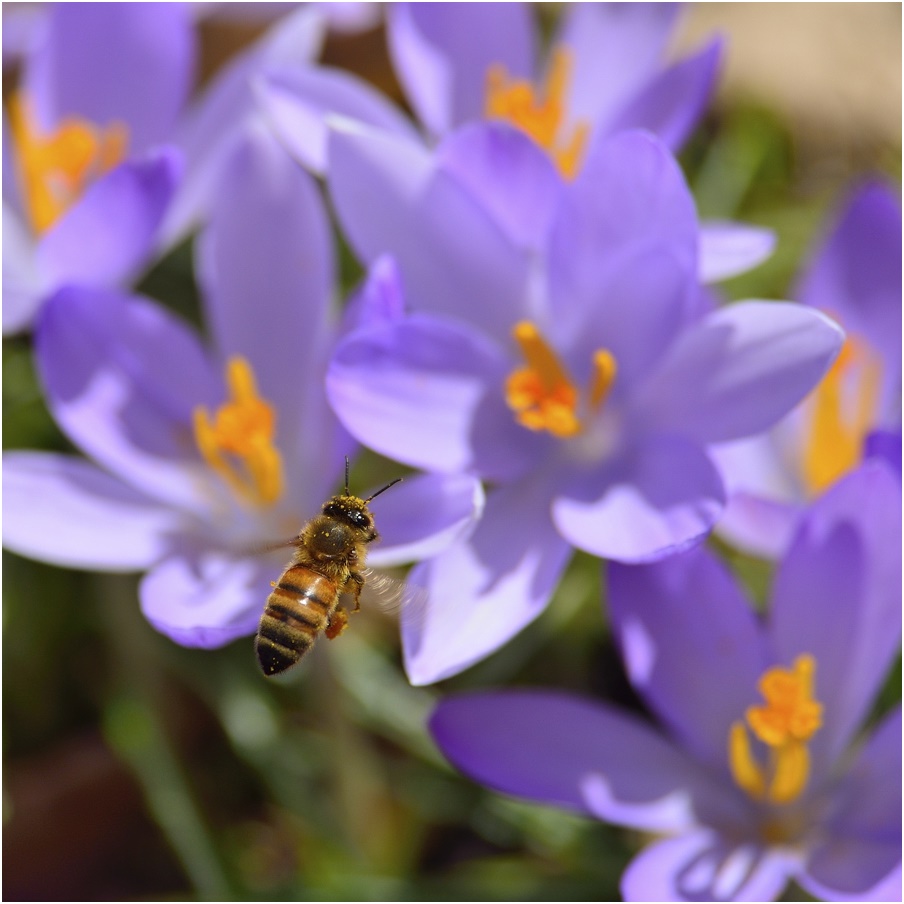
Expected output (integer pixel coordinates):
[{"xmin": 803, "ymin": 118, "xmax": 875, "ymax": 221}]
[{"xmin": 322, "ymin": 495, "xmax": 376, "ymax": 538}]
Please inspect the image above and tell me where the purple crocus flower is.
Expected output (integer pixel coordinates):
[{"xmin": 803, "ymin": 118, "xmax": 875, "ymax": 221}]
[
  {"xmin": 2, "ymin": 2, "xmax": 328, "ymax": 334},
  {"xmin": 431, "ymin": 461, "xmax": 901, "ymax": 901},
  {"xmin": 258, "ymin": 2, "xmax": 774, "ymax": 280},
  {"xmin": 324, "ymin": 122, "xmax": 843, "ymax": 684},
  {"xmin": 713, "ymin": 180, "xmax": 902, "ymax": 558},
  {"xmin": 2, "ymin": 123, "xmax": 481, "ymax": 649}
]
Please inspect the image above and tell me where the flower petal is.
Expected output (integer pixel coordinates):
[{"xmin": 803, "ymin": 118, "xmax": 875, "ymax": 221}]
[
  {"xmin": 140, "ymin": 549, "xmax": 269, "ymax": 649},
  {"xmin": 327, "ymin": 119, "xmax": 529, "ymax": 340},
  {"xmin": 436, "ymin": 121, "xmax": 562, "ymax": 252},
  {"xmin": 608, "ymin": 38, "xmax": 723, "ymax": 151},
  {"xmin": 326, "ymin": 313, "xmax": 544, "ymax": 482},
  {"xmin": 2, "ymin": 202, "xmax": 44, "ymax": 335},
  {"xmin": 553, "ymin": 436, "xmax": 725, "ymax": 564},
  {"xmin": 620, "ymin": 830, "xmax": 793, "ymax": 902},
  {"xmin": 386, "ymin": 1, "xmax": 535, "ymax": 136},
  {"xmin": 769, "ymin": 461, "xmax": 902, "ymax": 768},
  {"xmin": 557, "ymin": 3, "xmax": 680, "ymax": 135},
  {"xmin": 402, "ymin": 475, "xmax": 571, "ymax": 685},
  {"xmin": 37, "ymin": 149, "xmax": 181, "ymax": 290},
  {"xmin": 368, "ymin": 472, "xmax": 485, "ymax": 568},
  {"xmin": 24, "ymin": 3, "xmax": 195, "ymax": 152},
  {"xmin": 2, "ymin": 451, "xmax": 183, "ymax": 571},
  {"xmin": 431, "ymin": 690, "xmax": 726, "ymax": 834},
  {"xmin": 801, "ymin": 707, "xmax": 901, "ymax": 901},
  {"xmin": 36, "ymin": 285, "xmax": 218, "ymax": 513},
  {"xmin": 341, "ymin": 255, "xmax": 406, "ymax": 333},
  {"xmin": 548, "ymin": 130, "xmax": 698, "ymax": 384},
  {"xmin": 796, "ymin": 179, "xmax": 902, "ymax": 381},
  {"xmin": 257, "ymin": 63, "xmax": 419, "ymax": 175},
  {"xmin": 699, "ymin": 221, "xmax": 777, "ymax": 284},
  {"xmin": 160, "ymin": 5, "xmax": 326, "ymax": 247},
  {"xmin": 635, "ymin": 301, "xmax": 845, "ymax": 444},
  {"xmin": 608, "ymin": 545, "xmax": 768, "ymax": 769},
  {"xmin": 195, "ymin": 120, "xmax": 342, "ymax": 508}
]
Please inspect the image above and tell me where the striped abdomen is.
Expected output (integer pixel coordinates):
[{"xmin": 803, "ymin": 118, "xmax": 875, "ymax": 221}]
[{"xmin": 255, "ymin": 565, "xmax": 339, "ymax": 676}]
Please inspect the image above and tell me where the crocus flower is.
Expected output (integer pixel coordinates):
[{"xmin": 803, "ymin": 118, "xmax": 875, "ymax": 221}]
[
  {"xmin": 3, "ymin": 2, "xmax": 328, "ymax": 334},
  {"xmin": 2, "ymin": 123, "xmax": 481, "ymax": 649},
  {"xmin": 324, "ymin": 122, "xmax": 843, "ymax": 684},
  {"xmin": 431, "ymin": 461, "xmax": 901, "ymax": 901},
  {"xmin": 258, "ymin": 2, "xmax": 774, "ymax": 280},
  {"xmin": 713, "ymin": 180, "xmax": 902, "ymax": 558}
]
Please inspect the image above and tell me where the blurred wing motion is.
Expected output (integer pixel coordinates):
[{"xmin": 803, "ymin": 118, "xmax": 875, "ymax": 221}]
[{"xmin": 359, "ymin": 568, "xmax": 429, "ymax": 626}]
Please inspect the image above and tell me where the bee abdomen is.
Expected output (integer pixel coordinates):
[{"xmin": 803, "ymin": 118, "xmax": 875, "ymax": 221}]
[{"xmin": 255, "ymin": 568, "xmax": 337, "ymax": 676}]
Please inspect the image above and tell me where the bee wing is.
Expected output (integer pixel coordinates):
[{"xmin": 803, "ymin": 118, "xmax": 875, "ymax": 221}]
[
  {"xmin": 246, "ymin": 536, "xmax": 300, "ymax": 556},
  {"xmin": 358, "ymin": 568, "xmax": 429, "ymax": 623}
]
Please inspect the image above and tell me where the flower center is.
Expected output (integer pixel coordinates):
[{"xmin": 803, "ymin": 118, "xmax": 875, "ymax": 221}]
[
  {"xmin": 729, "ymin": 654, "xmax": 823, "ymax": 806},
  {"xmin": 485, "ymin": 47, "xmax": 590, "ymax": 180},
  {"xmin": 505, "ymin": 321, "xmax": 616, "ymax": 438},
  {"xmin": 8, "ymin": 93, "xmax": 129, "ymax": 235},
  {"xmin": 801, "ymin": 332, "xmax": 882, "ymax": 495},
  {"xmin": 193, "ymin": 357, "xmax": 285, "ymax": 508}
]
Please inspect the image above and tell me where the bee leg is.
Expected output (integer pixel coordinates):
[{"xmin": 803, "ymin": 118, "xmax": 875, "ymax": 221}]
[
  {"xmin": 344, "ymin": 572, "xmax": 365, "ymax": 613},
  {"xmin": 325, "ymin": 607, "xmax": 349, "ymax": 640}
]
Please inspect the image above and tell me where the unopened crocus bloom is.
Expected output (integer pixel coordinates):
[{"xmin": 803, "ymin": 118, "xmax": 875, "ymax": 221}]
[
  {"xmin": 432, "ymin": 461, "xmax": 901, "ymax": 901},
  {"xmin": 713, "ymin": 180, "xmax": 902, "ymax": 558},
  {"xmin": 325, "ymin": 123, "xmax": 843, "ymax": 684},
  {"xmin": 3, "ymin": 3, "xmax": 328, "ymax": 334},
  {"xmin": 2, "ymin": 124, "xmax": 481, "ymax": 648}
]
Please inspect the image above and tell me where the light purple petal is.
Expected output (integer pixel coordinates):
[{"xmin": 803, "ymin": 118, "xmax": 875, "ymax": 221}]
[
  {"xmin": 326, "ymin": 313, "xmax": 544, "ymax": 482},
  {"xmin": 140, "ymin": 549, "xmax": 268, "ymax": 649},
  {"xmin": 24, "ymin": 3, "xmax": 195, "ymax": 152},
  {"xmin": 620, "ymin": 831, "xmax": 793, "ymax": 902},
  {"xmin": 196, "ymin": 120, "xmax": 338, "ymax": 510},
  {"xmin": 635, "ymin": 301, "xmax": 845, "ymax": 444},
  {"xmin": 436, "ymin": 121, "xmax": 562, "ymax": 251},
  {"xmin": 36, "ymin": 285, "xmax": 218, "ymax": 514},
  {"xmin": 608, "ymin": 38, "xmax": 723, "ymax": 151},
  {"xmin": 801, "ymin": 707, "xmax": 901, "ymax": 901},
  {"xmin": 341, "ymin": 255, "xmax": 406, "ymax": 333},
  {"xmin": 159, "ymin": 5, "xmax": 325, "ymax": 247},
  {"xmin": 386, "ymin": 1, "xmax": 535, "ymax": 136},
  {"xmin": 257, "ymin": 63, "xmax": 419, "ymax": 175},
  {"xmin": 553, "ymin": 436, "xmax": 725, "ymax": 564},
  {"xmin": 865, "ymin": 428, "xmax": 902, "ymax": 479},
  {"xmin": 699, "ymin": 221, "xmax": 777, "ymax": 284},
  {"xmin": 608, "ymin": 545, "xmax": 768, "ymax": 769},
  {"xmin": 2, "ymin": 202, "xmax": 44, "ymax": 334},
  {"xmin": 558, "ymin": 2, "xmax": 680, "ymax": 135},
  {"xmin": 769, "ymin": 461, "xmax": 902, "ymax": 769},
  {"xmin": 327, "ymin": 119, "xmax": 529, "ymax": 340},
  {"xmin": 548, "ymin": 131, "xmax": 698, "ymax": 385},
  {"xmin": 796, "ymin": 179, "xmax": 902, "ymax": 381},
  {"xmin": 715, "ymin": 491, "xmax": 800, "ymax": 560},
  {"xmin": 37, "ymin": 149, "xmax": 181, "ymax": 289},
  {"xmin": 431, "ymin": 690, "xmax": 726, "ymax": 834},
  {"xmin": 2, "ymin": 451, "xmax": 184, "ymax": 571},
  {"xmin": 2, "ymin": 3, "xmax": 46, "ymax": 66},
  {"xmin": 368, "ymin": 472, "xmax": 485, "ymax": 568},
  {"xmin": 402, "ymin": 475, "xmax": 571, "ymax": 685}
]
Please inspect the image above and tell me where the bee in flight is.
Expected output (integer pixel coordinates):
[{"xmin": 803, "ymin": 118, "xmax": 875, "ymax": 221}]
[{"xmin": 255, "ymin": 459, "xmax": 402, "ymax": 676}]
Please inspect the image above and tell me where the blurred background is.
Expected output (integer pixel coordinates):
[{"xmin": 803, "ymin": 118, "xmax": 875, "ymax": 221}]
[{"xmin": 3, "ymin": 3, "xmax": 900, "ymax": 900}]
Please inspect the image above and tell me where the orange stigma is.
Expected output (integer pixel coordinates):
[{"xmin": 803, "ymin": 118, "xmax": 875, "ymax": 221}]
[{"xmin": 485, "ymin": 47, "xmax": 590, "ymax": 179}]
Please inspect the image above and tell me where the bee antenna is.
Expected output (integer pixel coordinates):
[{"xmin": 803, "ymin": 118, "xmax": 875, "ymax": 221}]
[
  {"xmin": 365, "ymin": 476, "xmax": 403, "ymax": 504},
  {"xmin": 344, "ymin": 456, "xmax": 350, "ymax": 496}
]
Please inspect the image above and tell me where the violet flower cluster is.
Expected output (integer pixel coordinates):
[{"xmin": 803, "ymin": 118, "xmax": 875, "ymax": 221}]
[{"xmin": 2, "ymin": 5, "xmax": 900, "ymax": 901}]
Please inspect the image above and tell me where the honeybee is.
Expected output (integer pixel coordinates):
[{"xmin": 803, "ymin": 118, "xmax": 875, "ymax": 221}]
[{"xmin": 255, "ymin": 460, "xmax": 402, "ymax": 676}]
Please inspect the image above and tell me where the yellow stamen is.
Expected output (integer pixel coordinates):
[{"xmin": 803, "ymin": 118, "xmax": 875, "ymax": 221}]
[
  {"xmin": 8, "ymin": 93, "xmax": 129, "ymax": 234},
  {"xmin": 485, "ymin": 47, "xmax": 590, "ymax": 180},
  {"xmin": 505, "ymin": 321, "xmax": 616, "ymax": 438},
  {"xmin": 728, "ymin": 655, "xmax": 823, "ymax": 806},
  {"xmin": 193, "ymin": 357, "xmax": 284, "ymax": 507},
  {"xmin": 802, "ymin": 334, "xmax": 882, "ymax": 495}
]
